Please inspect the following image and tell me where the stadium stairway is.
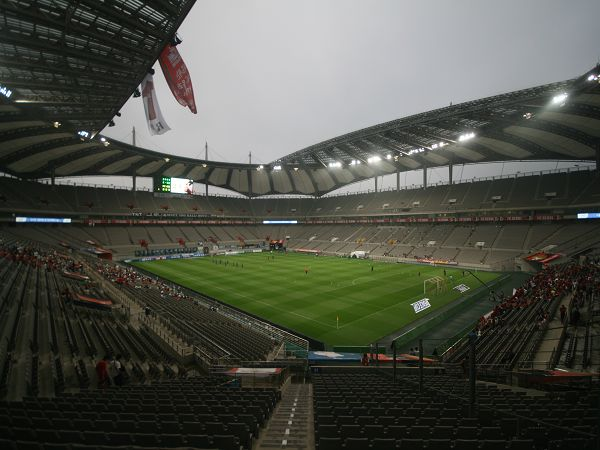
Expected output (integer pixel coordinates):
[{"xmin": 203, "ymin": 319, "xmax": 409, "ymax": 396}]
[
  {"xmin": 256, "ymin": 382, "xmax": 314, "ymax": 450},
  {"xmin": 532, "ymin": 294, "xmax": 573, "ymax": 369}
]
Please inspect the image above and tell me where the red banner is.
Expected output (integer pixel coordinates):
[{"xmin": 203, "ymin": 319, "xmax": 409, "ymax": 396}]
[{"xmin": 159, "ymin": 44, "xmax": 197, "ymax": 114}]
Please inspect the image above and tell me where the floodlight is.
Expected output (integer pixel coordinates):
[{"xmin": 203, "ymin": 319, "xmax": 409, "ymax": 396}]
[
  {"xmin": 587, "ymin": 74, "xmax": 598, "ymax": 82},
  {"xmin": 53, "ymin": 121, "xmax": 61, "ymax": 128},
  {"xmin": 551, "ymin": 93, "xmax": 568, "ymax": 105},
  {"xmin": 386, "ymin": 154, "xmax": 392, "ymax": 160},
  {"xmin": 164, "ymin": 157, "xmax": 170, "ymax": 162},
  {"xmin": 273, "ymin": 165, "xmax": 282, "ymax": 171},
  {"xmin": 367, "ymin": 155, "xmax": 381, "ymax": 164},
  {"xmin": 458, "ymin": 132, "xmax": 475, "ymax": 142},
  {"xmin": 328, "ymin": 161, "xmax": 342, "ymax": 168}
]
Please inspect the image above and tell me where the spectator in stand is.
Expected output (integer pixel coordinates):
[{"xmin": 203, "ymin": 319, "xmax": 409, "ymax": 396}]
[
  {"xmin": 560, "ymin": 304, "xmax": 567, "ymax": 324},
  {"xmin": 95, "ymin": 355, "xmax": 110, "ymax": 389},
  {"xmin": 111, "ymin": 355, "xmax": 125, "ymax": 386}
]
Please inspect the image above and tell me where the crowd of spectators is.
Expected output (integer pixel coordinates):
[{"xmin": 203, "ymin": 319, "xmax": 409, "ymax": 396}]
[
  {"xmin": 0, "ymin": 238, "xmax": 83, "ymax": 273},
  {"xmin": 476, "ymin": 262, "xmax": 600, "ymax": 332},
  {"xmin": 96, "ymin": 263, "xmax": 193, "ymax": 302}
]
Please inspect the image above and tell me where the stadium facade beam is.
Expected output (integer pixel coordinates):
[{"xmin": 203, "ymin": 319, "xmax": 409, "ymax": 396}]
[{"xmin": 423, "ymin": 166, "xmax": 427, "ymax": 188}]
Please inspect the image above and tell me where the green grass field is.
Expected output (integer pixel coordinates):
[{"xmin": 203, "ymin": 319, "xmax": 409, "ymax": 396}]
[{"xmin": 132, "ymin": 252, "xmax": 500, "ymax": 346}]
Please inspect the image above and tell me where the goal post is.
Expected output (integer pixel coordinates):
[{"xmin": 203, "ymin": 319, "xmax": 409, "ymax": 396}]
[{"xmin": 424, "ymin": 276, "xmax": 447, "ymax": 295}]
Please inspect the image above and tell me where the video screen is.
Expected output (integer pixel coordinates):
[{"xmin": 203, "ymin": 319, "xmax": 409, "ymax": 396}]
[{"xmin": 156, "ymin": 176, "xmax": 194, "ymax": 195}]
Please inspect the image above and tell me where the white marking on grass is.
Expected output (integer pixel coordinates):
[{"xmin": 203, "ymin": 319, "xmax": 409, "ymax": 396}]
[
  {"xmin": 175, "ymin": 272, "xmax": 337, "ymax": 328},
  {"xmin": 338, "ymin": 272, "xmax": 471, "ymax": 329}
]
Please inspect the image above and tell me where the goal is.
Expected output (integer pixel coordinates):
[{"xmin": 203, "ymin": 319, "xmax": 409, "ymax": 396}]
[{"xmin": 424, "ymin": 276, "xmax": 447, "ymax": 295}]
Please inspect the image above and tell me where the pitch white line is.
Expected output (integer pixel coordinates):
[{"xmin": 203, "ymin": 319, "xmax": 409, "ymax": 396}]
[{"xmin": 175, "ymin": 272, "xmax": 337, "ymax": 328}]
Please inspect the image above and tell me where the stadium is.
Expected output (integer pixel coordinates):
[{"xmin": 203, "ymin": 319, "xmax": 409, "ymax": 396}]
[{"xmin": 1, "ymin": 1, "xmax": 600, "ymax": 450}]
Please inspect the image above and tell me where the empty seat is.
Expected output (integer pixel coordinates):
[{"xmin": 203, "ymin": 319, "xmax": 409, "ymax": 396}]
[
  {"xmin": 480, "ymin": 440, "xmax": 507, "ymax": 450},
  {"xmin": 400, "ymin": 438, "xmax": 425, "ymax": 450},
  {"xmin": 427, "ymin": 438, "xmax": 453, "ymax": 450},
  {"xmin": 372, "ymin": 438, "xmax": 397, "ymax": 450},
  {"xmin": 159, "ymin": 434, "xmax": 186, "ymax": 447},
  {"xmin": 212, "ymin": 434, "xmax": 239, "ymax": 450},
  {"xmin": 453, "ymin": 439, "xmax": 479, "ymax": 450},
  {"xmin": 319, "ymin": 437, "xmax": 342, "ymax": 450},
  {"xmin": 345, "ymin": 437, "xmax": 368, "ymax": 450},
  {"xmin": 187, "ymin": 434, "xmax": 211, "ymax": 448}
]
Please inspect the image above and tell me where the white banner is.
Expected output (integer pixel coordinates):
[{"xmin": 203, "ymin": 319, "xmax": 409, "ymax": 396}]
[
  {"xmin": 411, "ymin": 298, "xmax": 431, "ymax": 314},
  {"xmin": 141, "ymin": 74, "xmax": 170, "ymax": 135}
]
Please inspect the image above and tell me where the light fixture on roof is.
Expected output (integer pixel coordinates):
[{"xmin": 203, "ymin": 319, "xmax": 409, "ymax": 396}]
[
  {"xmin": 0, "ymin": 84, "xmax": 12, "ymax": 98},
  {"xmin": 367, "ymin": 155, "xmax": 381, "ymax": 164},
  {"xmin": 164, "ymin": 157, "xmax": 170, "ymax": 162},
  {"xmin": 257, "ymin": 165, "xmax": 264, "ymax": 171},
  {"xmin": 587, "ymin": 74, "xmax": 598, "ymax": 82},
  {"xmin": 349, "ymin": 159, "xmax": 361, "ymax": 166},
  {"xmin": 77, "ymin": 130, "xmax": 90, "ymax": 138},
  {"xmin": 523, "ymin": 112, "xmax": 533, "ymax": 119},
  {"xmin": 108, "ymin": 120, "xmax": 115, "ymax": 127},
  {"xmin": 386, "ymin": 154, "xmax": 392, "ymax": 160},
  {"xmin": 53, "ymin": 121, "xmax": 61, "ymax": 128},
  {"xmin": 328, "ymin": 161, "xmax": 342, "ymax": 168},
  {"xmin": 551, "ymin": 92, "xmax": 568, "ymax": 105},
  {"xmin": 273, "ymin": 165, "xmax": 282, "ymax": 171},
  {"xmin": 458, "ymin": 132, "xmax": 475, "ymax": 142},
  {"xmin": 133, "ymin": 88, "xmax": 141, "ymax": 98},
  {"xmin": 100, "ymin": 137, "xmax": 106, "ymax": 142},
  {"xmin": 172, "ymin": 33, "xmax": 183, "ymax": 46},
  {"xmin": 293, "ymin": 167, "xmax": 299, "ymax": 171},
  {"xmin": 202, "ymin": 163, "xmax": 207, "ymax": 168}
]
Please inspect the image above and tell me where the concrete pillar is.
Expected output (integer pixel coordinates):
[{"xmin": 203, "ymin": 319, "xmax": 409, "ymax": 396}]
[
  {"xmin": 51, "ymin": 168, "xmax": 55, "ymax": 186},
  {"xmin": 423, "ymin": 166, "xmax": 427, "ymax": 188},
  {"xmin": 449, "ymin": 163, "xmax": 453, "ymax": 185},
  {"xmin": 396, "ymin": 170, "xmax": 400, "ymax": 191},
  {"xmin": 374, "ymin": 176, "xmax": 378, "ymax": 193},
  {"xmin": 596, "ymin": 142, "xmax": 600, "ymax": 173},
  {"xmin": 132, "ymin": 174, "xmax": 136, "ymax": 192}
]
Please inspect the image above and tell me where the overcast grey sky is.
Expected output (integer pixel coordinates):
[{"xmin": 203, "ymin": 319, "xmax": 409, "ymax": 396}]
[{"xmin": 99, "ymin": 0, "xmax": 600, "ymax": 193}]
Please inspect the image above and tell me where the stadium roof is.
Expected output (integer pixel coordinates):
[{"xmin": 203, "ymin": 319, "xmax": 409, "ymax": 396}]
[
  {"xmin": 0, "ymin": 1, "xmax": 599, "ymax": 198},
  {"xmin": 0, "ymin": 0, "xmax": 196, "ymax": 131}
]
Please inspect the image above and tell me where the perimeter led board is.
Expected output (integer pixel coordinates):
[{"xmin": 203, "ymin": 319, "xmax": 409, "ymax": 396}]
[
  {"xmin": 16, "ymin": 217, "xmax": 72, "ymax": 223},
  {"xmin": 262, "ymin": 220, "xmax": 298, "ymax": 224},
  {"xmin": 577, "ymin": 213, "xmax": 600, "ymax": 219}
]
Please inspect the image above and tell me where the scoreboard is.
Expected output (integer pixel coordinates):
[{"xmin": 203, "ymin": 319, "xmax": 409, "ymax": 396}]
[{"xmin": 154, "ymin": 176, "xmax": 194, "ymax": 195}]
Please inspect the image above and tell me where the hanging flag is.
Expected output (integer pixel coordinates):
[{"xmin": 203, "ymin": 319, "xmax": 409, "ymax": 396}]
[
  {"xmin": 159, "ymin": 44, "xmax": 197, "ymax": 114},
  {"xmin": 141, "ymin": 74, "xmax": 170, "ymax": 135}
]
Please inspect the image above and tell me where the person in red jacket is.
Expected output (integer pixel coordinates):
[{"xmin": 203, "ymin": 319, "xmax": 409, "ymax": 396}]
[{"xmin": 95, "ymin": 355, "xmax": 110, "ymax": 389}]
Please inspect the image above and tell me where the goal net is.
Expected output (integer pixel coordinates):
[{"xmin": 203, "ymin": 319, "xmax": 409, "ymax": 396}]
[{"xmin": 424, "ymin": 276, "xmax": 447, "ymax": 295}]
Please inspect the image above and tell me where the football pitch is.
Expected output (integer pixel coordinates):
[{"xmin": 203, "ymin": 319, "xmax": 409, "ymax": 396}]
[{"xmin": 132, "ymin": 252, "xmax": 501, "ymax": 346}]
